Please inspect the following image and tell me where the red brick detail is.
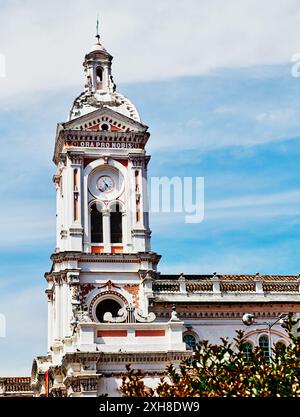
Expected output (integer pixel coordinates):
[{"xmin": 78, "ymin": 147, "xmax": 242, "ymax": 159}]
[
  {"xmin": 111, "ymin": 125, "xmax": 122, "ymax": 132},
  {"xmin": 124, "ymin": 284, "xmax": 139, "ymax": 307},
  {"xmin": 83, "ymin": 157, "xmax": 97, "ymax": 168},
  {"xmin": 135, "ymin": 330, "xmax": 165, "ymax": 337},
  {"xmin": 97, "ymin": 330, "xmax": 127, "ymax": 337},
  {"xmin": 87, "ymin": 124, "xmax": 100, "ymax": 132},
  {"xmin": 79, "ymin": 284, "xmax": 95, "ymax": 302},
  {"xmin": 111, "ymin": 246, "xmax": 123, "ymax": 254},
  {"xmin": 115, "ymin": 158, "xmax": 128, "ymax": 167},
  {"xmin": 91, "ymin": 246, "xmax": 104, "ymax": 254}
]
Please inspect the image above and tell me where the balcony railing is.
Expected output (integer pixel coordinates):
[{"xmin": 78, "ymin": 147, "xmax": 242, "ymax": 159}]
[{"xmin": 152, "ymin": 279, "xmax": 300, "ymax": 295}]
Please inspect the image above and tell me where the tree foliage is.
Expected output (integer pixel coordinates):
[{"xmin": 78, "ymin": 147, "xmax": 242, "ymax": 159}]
[{"xmin": 121, "ymin": 315, "xmax": 300, "ymax": 397}]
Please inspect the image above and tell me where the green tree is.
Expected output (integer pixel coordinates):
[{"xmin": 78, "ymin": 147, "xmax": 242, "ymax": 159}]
[{"xmin": 121, "ymin": 315, "xmax": 300, "ymax": 397}]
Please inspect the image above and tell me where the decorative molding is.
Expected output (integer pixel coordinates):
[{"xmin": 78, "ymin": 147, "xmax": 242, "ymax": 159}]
[
  {"xmin": 62, "ymin": 351, "xmax": 192, "ymax": 366},
  {"xmin": 153, "ymin": 308, "xmax": 300, "ymax": 320},
  {"xmin": 69, "ymin": 227, "xmax": 83, "ymax": 237},
  {"xmin": 103, "ymin": 304, "xmax": 156, "ymax": 324},
  {"xmin": 99, "ymin": 280, "xmax": 121, "ymax": 291},
  {"xmin": 134, "ymin": 309, "xmax": 156, "ymax": 323},
  {"xmin": 60, "ymin": 230, "xmax": 68, "ymax": 239},
  {"xmin": 68, "ymin": 154, "xmax": 83, "ymax": 166},
  {"xmin": 103, "ymin": 308, "xmax": 127, "ymax": 323},
  {"xmin": 88, "ymin": 290, "xmax": 128, "ymax": 320},
  {"xmin": 45, "ymin": 289, "xmax": 53, "ymax": 302},
  {"xmin": 79, "ymin": 284, "xmax": 95, "ymax": 302},
  {"xmin": 50, "ymin": 251, "xmax": 161, "ymax": 265}
]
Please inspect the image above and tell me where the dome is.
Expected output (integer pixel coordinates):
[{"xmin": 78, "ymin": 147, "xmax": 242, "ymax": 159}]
[
  {"xmin": 69, "ymin": 90, "xmax": 141, "ymax": 122},
  {"xmin": 87, "ymin": 40, "xmax": 109, "ymax": 55},
  {"xmin": 69, "ymin": 35, "xmax": 141, "ymax": 123}
]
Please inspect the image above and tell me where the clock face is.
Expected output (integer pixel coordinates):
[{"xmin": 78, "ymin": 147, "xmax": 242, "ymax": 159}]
[
  {"xmin": 89, "ymin": 168, "xmax": 124, "ymax": 200},
  {"xmin": 97, "ymin": 176, "xmax": 114, "ymax": 193}
]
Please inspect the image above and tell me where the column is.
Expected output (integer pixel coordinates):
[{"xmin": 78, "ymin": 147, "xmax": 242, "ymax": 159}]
[
  {"xmin": 122, "ymin": 211, "xmax": 127, "ymax": 252},
  {"xmin": 46, "ymin": 290, "xmax": 53, "ymax": 351},
  {"xmin": 102, "ymin": 209, "xmax": 111, "ymax": 253},
  {"xmin": 62, "ymin": 280, "xmax": 68, "ymax": 338},
  {"xmin": 54, "ymin": 284, "xmax": 60, "ymax": 340}
]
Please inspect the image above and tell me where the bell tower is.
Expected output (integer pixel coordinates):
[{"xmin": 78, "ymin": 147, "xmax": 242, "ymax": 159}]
[
  {"xmin": 31, "ymin": 29, "xmax": 187, "ymax": 397},
  {"xmin": 83, "ymin": 30, "xmax": 115, "ymax": 95},
  {"xmin": 54, "ymin": 35, "xmax": 151, "ymax": 256}
]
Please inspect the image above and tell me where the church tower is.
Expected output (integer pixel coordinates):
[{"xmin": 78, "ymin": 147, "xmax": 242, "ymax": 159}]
[{"xmin": 31, "ymin": 30, "xmax": 187, "ymax": 397}]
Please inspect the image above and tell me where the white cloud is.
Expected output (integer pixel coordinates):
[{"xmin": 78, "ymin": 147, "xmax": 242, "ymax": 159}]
[
  {"xmin": 256, "ymin": 110, "xmax": 296, "ymax": 122},
  {"xmin": 150, "ymin": 189, "xmax": 300, "ymax": 237},
  {"xmin": 1, "ymin": 0, "xmax": 300, "ymax": 108},
  {"xmin": 148, "ymin": 115, "xmax": 300, "ymax": 152}
]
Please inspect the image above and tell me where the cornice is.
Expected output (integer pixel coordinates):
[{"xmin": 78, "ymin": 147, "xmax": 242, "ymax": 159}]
[
  {"xmin": 62, "ymin": 350, "xmax": 192, "ymax": 368},
  {"xmin": 50, "ymin": 251, "xmax": 161, "ymax": 265}
]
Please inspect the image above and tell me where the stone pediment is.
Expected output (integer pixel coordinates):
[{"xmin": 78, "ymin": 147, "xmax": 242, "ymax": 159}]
[
  {"xmin": 53, "ymin": 108, "xmax": 150, "ymax": 163},
  {"xmin": 63, "ymin": 107, "xmax": 148, "ymax": 134}
]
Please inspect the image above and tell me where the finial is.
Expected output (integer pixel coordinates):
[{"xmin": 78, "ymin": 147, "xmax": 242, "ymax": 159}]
[
  {"xmin": 170, "ymin": 304, "xmax": 180, "ymax": 322},
  {"xmin": 96, "ymin": 15, "xmax": 100, "ymax": 44}
]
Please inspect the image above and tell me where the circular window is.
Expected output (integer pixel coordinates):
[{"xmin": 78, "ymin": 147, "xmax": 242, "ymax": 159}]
[
  {"xmin": 100, "ymin": 123, "xmax": 110, "ymax": 131},
  {"xmin": 96, "ymin": 299, "xmax": 122, "ymax": 322},
  {"xmin": 183, "ymin": 334, "xmax": 197, "ymax": 350}
]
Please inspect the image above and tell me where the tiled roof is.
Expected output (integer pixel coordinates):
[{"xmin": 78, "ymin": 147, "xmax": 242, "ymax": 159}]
[
  {"xmin": 221, "ymin": 275, "xmax": 298, "ymax": 282},
  {"xmin": 159, "ymin": 274, "xmax": 212, "ymax": 280},
  {"xmin": 159, "ymin": 274, "xmax": 299, "ymax": 282}
]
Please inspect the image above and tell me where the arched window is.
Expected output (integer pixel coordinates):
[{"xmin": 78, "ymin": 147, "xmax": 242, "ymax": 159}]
[
  {"xmin": 183, "ymin": 334, "xmax": 197, "ymax": 350},
  {"xmin": 110, "ymin": 203, "xmax": 122, "ymax": 243},
  {"xmin": 276, "ymin": 341, "xmax": 286, "ymax": 351},
  {"xmin": 96, "ymin": 67, "xmax": 103, "ymax": 83},
  {"xmin": 242, "ymin": 342, "xmax": 253, "ymax": 363},
  {"xmin": 96, "ymin": 299, "xmax": 121, "ymax": 322},
  {"xmin": 91, "ymin": 203, "xmax": 103, "ymax": 243},
  {"xmin": 259, "ymin": 335, "xmax": 270, "ymax": 360}
]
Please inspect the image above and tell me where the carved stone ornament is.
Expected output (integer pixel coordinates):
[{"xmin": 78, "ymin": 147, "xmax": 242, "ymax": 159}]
[
  {"xmin": 134, "ymin": 308, "xmax": 156, "ymax": 323},
  {"xmin": 69, "ymin": 275, "xmax": 80, "ymax": 285},
  {"xmin": 169, "ymin": 304, "xmax": 180, "ymax": 322},
  {"xmin": 72, "ymin": 305, "xmax": 91, "ymax": 327},
  {"xmin": 103, "ymin": 307, "xmax": 127, "ymax": 323},
  {"xmin": 103, "ymin": 304, "xmax": 156, "ymax": 324},
  {"xmin": 76, "ymin": 308, "xmax": 91, "ymax": 323}
]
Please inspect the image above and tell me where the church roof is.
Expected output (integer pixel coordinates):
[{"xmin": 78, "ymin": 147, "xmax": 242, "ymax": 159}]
[
  {"xmin": 69, "ymin": 90, "xmax": 141, "ymax": 123},
  {"xmin": 159, "ymin": 274, "xmax": 299, "ymax": 282}
]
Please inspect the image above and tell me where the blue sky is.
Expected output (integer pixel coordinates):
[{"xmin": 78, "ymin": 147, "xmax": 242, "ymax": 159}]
[{"xmin": 1, "ymin": 0, "xmax": 300, "ymax": 375}]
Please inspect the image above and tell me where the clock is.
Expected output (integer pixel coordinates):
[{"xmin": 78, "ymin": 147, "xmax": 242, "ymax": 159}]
[
  {"xmin": 89, "ymin": 167, "xmax": 124, "ymax": 200},
  {"xmin": 97, "ymin": 175, "xmax": 114, "ymax": 193}
]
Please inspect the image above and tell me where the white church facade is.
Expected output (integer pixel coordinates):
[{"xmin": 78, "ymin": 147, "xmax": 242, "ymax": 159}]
[{"xmin": 30, "ymin": 31, "xmax": 300, "ymax": 397}]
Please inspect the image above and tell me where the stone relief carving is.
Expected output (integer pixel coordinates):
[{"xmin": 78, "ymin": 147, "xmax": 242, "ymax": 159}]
[
  {"xmin": 103, "ymin": 304, "xmax": 156, "ymax": 324},
  {"xmin": 103, "ymin": 307, "xmax": 127, "ymax": 323},
  {"xmin": 134, "ymin": 308, "xmax": 156, "ymax": 323}
]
